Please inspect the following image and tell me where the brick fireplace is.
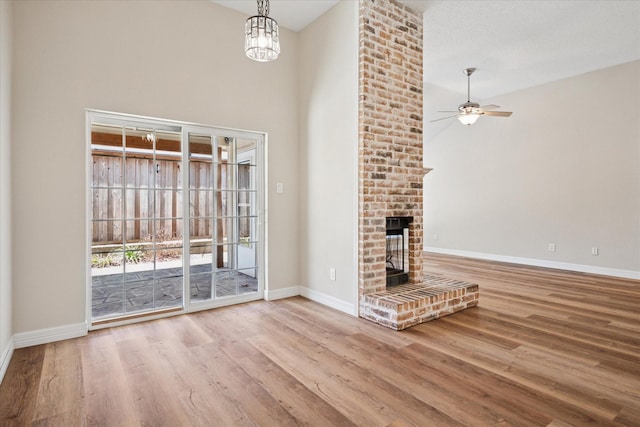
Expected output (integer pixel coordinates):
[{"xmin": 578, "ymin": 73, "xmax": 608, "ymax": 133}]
[
  {"xmin": 357, "ymin": 0, "xmax": 478, "ymax": 329},
  {"xmin": 358, "ymin": 0, "xmax": 425, "ymax": 300}
]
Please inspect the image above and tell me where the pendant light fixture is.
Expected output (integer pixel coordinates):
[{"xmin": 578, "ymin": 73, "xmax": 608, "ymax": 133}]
[{"xmin": 245, "ymin": 0, "xmax": 280, "ymax": 62}]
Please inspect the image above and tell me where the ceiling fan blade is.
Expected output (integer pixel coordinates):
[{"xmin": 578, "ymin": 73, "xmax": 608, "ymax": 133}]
[
  {"xmin": 479, "ymin": 104, "xmax": 500, "ymax": 111},
  {"xmin": 483, "ymin": 111, "xmax": 512, "ymax": 117},
  {"xmin": 429, "ymin": 114, "xmax": 458, "ymax": 123},
  {"xmin": 437, "ymin": 110, "xmax": 459, "ymax": 113}
]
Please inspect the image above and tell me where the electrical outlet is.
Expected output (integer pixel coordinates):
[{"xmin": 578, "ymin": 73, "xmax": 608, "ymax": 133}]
[
  {"xmin": 548, "ymin": 243, "xmax": 556, "ymax": 252},
  {"xmin": 276, "ymin": 182, "xmax": 284, "ymax": 194},
  {"xmin": 591, "ymin": 247, "xmax": 599, "ymax": 256},
  {"xmin": 329, "ymin": 268, "xmax": 336, "ymax": 281}
]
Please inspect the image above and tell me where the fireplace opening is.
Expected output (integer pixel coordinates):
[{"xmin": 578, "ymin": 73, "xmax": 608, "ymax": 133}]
[{"xmin": 386, "ymin": 216, "xmax": 412, "ymax": 287}]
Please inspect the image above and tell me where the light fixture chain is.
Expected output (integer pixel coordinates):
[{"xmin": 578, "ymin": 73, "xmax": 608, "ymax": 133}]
[{"xmin": 256, "ymin": 0, "xmax": 270, "ymax": 17}]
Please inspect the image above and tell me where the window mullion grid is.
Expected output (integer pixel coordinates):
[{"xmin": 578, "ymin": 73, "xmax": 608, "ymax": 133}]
[
  {"xmin": 152, "ymin": 129, "xmax": 158, "ymax": 309},
  {"xmin": 182, "ymin": 130, "xmax": 191, "ymax": 308},
  {"xmin": 121, "ymin": 125, "xmax": 127, "ymax": 315},
  {"xmin": 212, "ymin": 136, "xmax": 218, "ymax": 300}
]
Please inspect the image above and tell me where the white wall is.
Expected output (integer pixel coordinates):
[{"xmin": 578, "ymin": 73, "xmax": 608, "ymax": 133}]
[
  {"xmin": 0, "ymin": 0, "xmax": 14, "ymax": 381},
  {"xmin": 424, "ymin": 61, "xmax": 640, "ymax": 278},
  {"xmin": 298, "ymin": 0, "xmax": 359, "ymax": 313},
  {"xmin": 11, "ymin": 0, "xmax": 300, "ymax": 334}
]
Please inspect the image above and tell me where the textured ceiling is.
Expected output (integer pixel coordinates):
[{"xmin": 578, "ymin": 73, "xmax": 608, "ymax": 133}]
[
  {"xmin": 214, "ymin": 0, "xmax": 640, "ymax": 102},
  {"xmin": 419, "ymin": 0, "xmax": 640, "ymax": 100}
]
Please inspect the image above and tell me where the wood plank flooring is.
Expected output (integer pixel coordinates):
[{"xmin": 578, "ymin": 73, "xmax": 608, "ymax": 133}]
[{"xmin": 1, "ymin": 253, "xmax": 639, "ymax": 426}]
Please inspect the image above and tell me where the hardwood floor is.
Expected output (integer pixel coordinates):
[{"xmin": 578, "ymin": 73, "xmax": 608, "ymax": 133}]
[{"xmin": 1, "ymin": 253, "xmax": 639, "ymax": 426}]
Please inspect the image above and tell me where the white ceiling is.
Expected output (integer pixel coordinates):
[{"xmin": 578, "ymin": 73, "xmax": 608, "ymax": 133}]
[
  {"xmin": 418, "ymin": 0, "xmax": 640, "ymax": 100},
  {"xmin": 214, "ymin": 0, "xmax": 640, "ymax": 100},
  {"xmin": 213, "ymin": 0, "xmax": 340, "ymax": 32}
]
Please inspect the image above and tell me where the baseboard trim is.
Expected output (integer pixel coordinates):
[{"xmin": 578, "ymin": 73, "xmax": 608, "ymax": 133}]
[
  {"xmin": 424, "ymin": 247, "xmax": 640, "ymax": 280},
  {"xmin": 14, "ymin": 322, "xmax": 88, "ymax": 349},
  {"xmin": 0, "ymin": 336, "xmax": 14, "ymax": 385},
  {"xmin": 300, "ymin": 287, "xmax": 357, "ymax": 316},
  {"xmin": 264, "ymin": 286, "xmax": 301, "ymax": 301}
]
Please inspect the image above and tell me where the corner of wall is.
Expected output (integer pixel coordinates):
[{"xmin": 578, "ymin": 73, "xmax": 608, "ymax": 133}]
[
  {"xmin": 297, "ymin": 0, "xmax": 359, "ymax": 309},
  {"xmin": 0, "ymin": 0, "xmax": 14, "ymax": 386},
  {"xmin": 0, "ymin": 335, "xmax": 14, "ymax": 385}
]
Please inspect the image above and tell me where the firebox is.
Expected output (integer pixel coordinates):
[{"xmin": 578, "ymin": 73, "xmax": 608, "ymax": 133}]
[{"xmin": 386, "ymin": 216, "xmax": 412, "ymax": 286}]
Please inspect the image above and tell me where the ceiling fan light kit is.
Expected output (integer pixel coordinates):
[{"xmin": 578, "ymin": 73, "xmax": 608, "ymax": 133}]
[
  {"xmin": 458, "ymin": 113, "xmax": 480, "ymax": 125},
  {"xmin": 432, "ymin": 67, "xmax": 513, "ymax": 126}
]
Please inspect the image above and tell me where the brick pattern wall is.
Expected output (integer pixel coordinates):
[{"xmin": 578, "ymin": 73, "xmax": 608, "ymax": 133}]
[
  {"xmin": 361, "ymin": 276, "xmax": 480, "ymax": 330},
  {"xmin": 358, "ymin": 0, "xmax": 425, "ymax": 308}
]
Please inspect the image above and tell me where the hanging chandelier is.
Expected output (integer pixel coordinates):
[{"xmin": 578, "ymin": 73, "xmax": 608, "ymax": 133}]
[{"xmin": 245, "ymin": 0, "xmax": 280, "ymax": 62}]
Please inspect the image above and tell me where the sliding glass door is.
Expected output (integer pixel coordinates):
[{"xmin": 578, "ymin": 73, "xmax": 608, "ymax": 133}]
[
  {"xmin": 88, "ymin": 112, "xmax": 264, "ymax": 326},
  {"xmin": 187, "ymin": 130, "xmax": 261, "ymax": 303}
]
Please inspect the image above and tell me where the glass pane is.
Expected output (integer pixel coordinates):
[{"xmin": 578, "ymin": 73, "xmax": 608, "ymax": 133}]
[
  {"xmin": 189, "ymin": 132, "xmax": 213, "ymax": 207},
  {"xmin": 91, "ymin": 123, "xmax": 124, "ymax": 154},
  {"xmin": 92, "ymin": 188, "xmax": 123, "ymax": 220},
  {"xmin": 125, "ymin": 188, "xmax": 153, "ymax": 220},
  {"xmin": 189, "ymin": 134, "xmax": 212, "ymax": 157},
  {"xmin": 125, "ymin": 280, "xmax": 155, "ymax": 313},
  {"xmin": 190, "ymin": 243, "xmax": 213, "ymax": 267},
  {"xmin": 214, "ymin": 163, "xmax": 230, "ymax": 183},
  {"xmin": 91, "ymin": 245, "xmax": 122, "ymax": 257},
  {"xmin": 216, "ymin": 164, "xmax": 233, "ymax": 193},
  {"xmin": 153, "ymin": 219, "xmax": 182, "ymax": 249},
  {"xmin": 216, "ymin": 190, "xmax": 236, "ymax": 218},
  {"xmin": 238, "ymin": 268, "xmax": 258, "ymax": 294},
  {"xmin": 215, "ymin": 269, "xmax": 238, "ymax": 297},
  {"xmin": 124, "ymin": 127, "xmax": 154, "ymax": 156},
  {"xmin": 124, "ymin": 157, "xmax": 154, "ymax": 189},
  {"xmin": 214, "ymin": 244, "xmax": 234, "ymax": 270},
  {"xmin": 92, "ymin": 273, "xmax": 125, "ymax": 318},
  {"xmin": 92, "ymin": 219, "xmax": 124, "ymax": 245},
  {"xmin": 155, "ymin": 159, "xmax": 182, "ymax": 190},
  {"xmin": 189, "ymin": 189, "xmax": 213, "ymax": 219},
  {"xmin": 154, "ymin": 189, "xmax": 183, "ymax": 219},
  {"xmin": 91, "ymin": 249, "xmax": 124, "ymax": 279},
  {"xmin": 190, "ymin": 270, "xmax": 212, "ymax": 301},
  {"xmin": 190, "ymin": 218, "xmax": 213, "ymax": 242},
  {"xmin": 156, "ymin": 247, "xmax": 183, "ymax": 274},
  {"xmin": 237, "ymin": 139, "xmax": 257, "ymax": 164},
  {"xmin": 155, "ymin": 130, "xmax": 181, "ymax": 159},
  {"xmin": 154, "ymin": 277, "xmax": 183, "ymax": 309},
  {"xmin": 92, "ymin": 155, "xmax": 123, "ymax": 188},
  {"xmin": 124, "ymin": 219, "xmax": 153, "ymax": 245},
  {"xmin": 237, "ymin": 242, "xmax": 257, "ymax": 270},
  {"xmin": 216, "ymin": 218, "xmax": 235, "ymax": 244},
  {"xmin": 190, "ymin": 242, "xmax": 213, "ymax": 302},
  {"xmin": 237, "ymin": 164, "xmax": 256, "ymax": 190},
  {"xmin": 120, "ymin": 247, "xmax": 153, "ymax": 313},
  {"xmin": 216, "ymin": 136, "xmax": 234, "ymax": 165},
  {"xmin": 190, "ymin": 160, "xmax": 213, "ymax": 190},
  {"xmin": 239, "ymin": 217, "xmax": 257, "ymax": 246},
  {"xmin": 123, "ymin": 249, "xmax": 153, "ymax": 277}
]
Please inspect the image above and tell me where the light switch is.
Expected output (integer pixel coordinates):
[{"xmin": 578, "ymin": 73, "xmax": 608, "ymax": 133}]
[{"xmin": 276, "ymin": 182, "xmax": 284, "ymax": 194}]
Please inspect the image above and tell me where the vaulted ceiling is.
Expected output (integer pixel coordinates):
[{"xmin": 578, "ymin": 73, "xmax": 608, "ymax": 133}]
[{"xmin": 214, "ymin": 1, "xmax": 640, "ymax": 101}]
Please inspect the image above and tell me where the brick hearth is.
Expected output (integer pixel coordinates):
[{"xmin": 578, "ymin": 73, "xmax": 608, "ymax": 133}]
[
  {"xmin": 357, "ymin": 0, "xmax": 478, "ymax": 329},
  {"xmin": 360, "ymin": 275, "xmax": 480, "ymax": 330}
]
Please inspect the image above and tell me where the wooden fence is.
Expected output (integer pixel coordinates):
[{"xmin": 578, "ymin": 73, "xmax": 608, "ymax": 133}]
[{"xmin": 92, "ymin": 153, "xmax": 215, "ymax": 244}]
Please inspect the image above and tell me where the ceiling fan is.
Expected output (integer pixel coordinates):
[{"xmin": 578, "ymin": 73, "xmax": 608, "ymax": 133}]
[{"xmin": 432, "ymin": 67, "xmax": 512, "ymax": 126}]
